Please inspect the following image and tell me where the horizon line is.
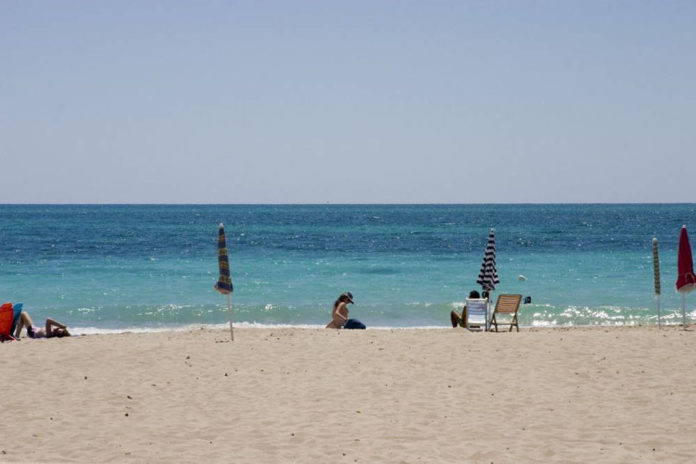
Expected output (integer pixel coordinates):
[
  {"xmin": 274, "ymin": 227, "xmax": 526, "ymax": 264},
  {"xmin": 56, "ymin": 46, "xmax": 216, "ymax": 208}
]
[{"xmin": 2, "ymin": 202, "xmax": 695, "ymax": 206}]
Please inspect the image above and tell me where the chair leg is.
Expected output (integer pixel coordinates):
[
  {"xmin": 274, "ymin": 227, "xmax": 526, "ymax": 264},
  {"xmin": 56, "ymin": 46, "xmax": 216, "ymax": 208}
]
[{"xmin": 508, "ymin": 314, "xmax": 519, "ymax": 332}]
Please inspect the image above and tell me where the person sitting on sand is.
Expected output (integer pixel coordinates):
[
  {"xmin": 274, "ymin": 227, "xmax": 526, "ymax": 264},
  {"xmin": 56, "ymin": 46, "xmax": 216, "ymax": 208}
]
[
  {"xmin": 14, "ymin": 310, "xmax": 70, "ymax": 339},
  {"xmin": 326, "ymin": 292, "xmax": 365, "ymax": 329},
  {"xmin": 450, "ymin": 290, "xmax": 481, "ymax": 328}
]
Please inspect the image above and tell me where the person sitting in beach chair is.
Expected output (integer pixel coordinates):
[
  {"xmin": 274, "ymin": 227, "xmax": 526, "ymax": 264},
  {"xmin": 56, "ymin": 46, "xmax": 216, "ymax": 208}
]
[
  {"xmin": 326, "ymin": 292, "xmax": 365, "ymax": 329},
  {"xmin": 450, "ymin": 290, "xmax": 482, "ymax": 328},
  {"xmin": 14, "ymin": 310, "xmax": 71, "ymax": 339}
]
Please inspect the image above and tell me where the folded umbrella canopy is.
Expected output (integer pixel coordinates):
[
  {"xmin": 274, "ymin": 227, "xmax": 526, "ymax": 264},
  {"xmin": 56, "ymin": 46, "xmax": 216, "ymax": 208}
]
[
  {"xmin": 475, "ymin": 228, "xmax": 499, "ymax": 331},
  {"xmin": 652, "ymin": 238, "xmax": 661, "ymax": 329},
  {"xmin": 477, "ymin": 228, "xmax": 500, "ymax": 294},
  {"xmin": 676, "ymin": 225, "xmax": 695, "ymax": 328},
  {"xmin": 215, "ymin": 223, "xmax": 234, "ymax": 340}
]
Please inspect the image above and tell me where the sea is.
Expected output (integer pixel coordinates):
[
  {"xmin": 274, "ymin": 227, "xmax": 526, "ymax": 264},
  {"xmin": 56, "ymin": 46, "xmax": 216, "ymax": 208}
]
[{"xmin": 1, "ymin": 204, "xmax": 695, "ymax": 334}]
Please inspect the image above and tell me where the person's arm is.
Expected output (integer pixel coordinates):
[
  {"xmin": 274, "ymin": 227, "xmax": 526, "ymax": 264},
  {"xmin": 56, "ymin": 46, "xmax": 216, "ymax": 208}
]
[
  {"xmin": 332, "ymin": 303, "xmax": 349, "ymax": 326},
  {"xmin": 459, "ymin": 304, "xmax": 467, "ymax": 327},
  {"xmin": 45, "ymin": 318, "xmax": 67, "ymax": 330},
  {"xmin": 45, "ymin": 318, "xmax": 67, "ymax": 336}
]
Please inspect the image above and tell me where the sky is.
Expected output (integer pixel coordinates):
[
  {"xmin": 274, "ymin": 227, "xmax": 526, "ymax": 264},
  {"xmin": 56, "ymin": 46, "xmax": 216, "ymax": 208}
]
[{"xmin": 1, "ymin": 0, "xmax": 695, "ymax": 204}]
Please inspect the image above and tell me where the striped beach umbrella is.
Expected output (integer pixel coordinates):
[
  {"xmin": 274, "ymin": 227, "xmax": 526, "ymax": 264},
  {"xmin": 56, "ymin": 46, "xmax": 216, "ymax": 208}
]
[
  {"xmin": 214, "ymin": 223, "xmax": 234, "ymax": 340},
  {"xmin": 676, "ymin": 225, "xmax": 695, "ymax": 328},
  {"xmin": 477, "ymin": 228, "xmax": 500, "ymax": 293},
  {"xmin": 652, "ymin": 238, "xmax": 661, "ymax": 329}
]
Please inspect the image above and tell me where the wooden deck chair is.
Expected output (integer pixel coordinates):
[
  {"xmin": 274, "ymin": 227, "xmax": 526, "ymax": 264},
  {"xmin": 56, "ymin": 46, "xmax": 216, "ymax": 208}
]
[
  {"xmin": 489, "ymin": 294, "xmax": 523, "ymax": 332},
  {"xmin": 465, "ymin": 298, "xmax": 489, "ymax": 331},
  {"xmin": 0, "ymin": 303, "xmax": 18, "ymax": 342}
]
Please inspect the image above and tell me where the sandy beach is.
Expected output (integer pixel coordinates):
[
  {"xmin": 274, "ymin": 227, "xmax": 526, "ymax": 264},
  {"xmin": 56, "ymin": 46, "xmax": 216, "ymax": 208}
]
[{"xmin": 1, "ymin": 325, "xmax": 695, "ymax": 463}]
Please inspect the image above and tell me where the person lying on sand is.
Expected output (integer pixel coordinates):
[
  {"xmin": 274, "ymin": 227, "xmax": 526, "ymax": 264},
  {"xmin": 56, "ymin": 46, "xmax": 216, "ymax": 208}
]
[{"xmin": 14, "ymin": 310, "xmax": 70, "ymax": 339}]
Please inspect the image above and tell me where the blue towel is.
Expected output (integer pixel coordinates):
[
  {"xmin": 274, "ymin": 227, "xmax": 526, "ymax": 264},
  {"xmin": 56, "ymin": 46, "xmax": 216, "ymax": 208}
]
[{"xmin": 10, "ymin": 302, "xmax": 23, "ymax": 334}]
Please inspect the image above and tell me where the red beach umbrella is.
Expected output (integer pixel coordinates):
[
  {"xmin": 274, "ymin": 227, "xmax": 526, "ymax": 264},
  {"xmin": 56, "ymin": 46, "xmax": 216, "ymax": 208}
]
[{"xmin": 675, "ymin": 225, "xmax": 695, "ymax": 327}]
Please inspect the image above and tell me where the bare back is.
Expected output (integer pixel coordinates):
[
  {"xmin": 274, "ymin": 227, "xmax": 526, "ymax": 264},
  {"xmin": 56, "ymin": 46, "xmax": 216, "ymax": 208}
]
[{"xmin": 326, "ymin": 301, "xmax": 349, "ymax": 329}]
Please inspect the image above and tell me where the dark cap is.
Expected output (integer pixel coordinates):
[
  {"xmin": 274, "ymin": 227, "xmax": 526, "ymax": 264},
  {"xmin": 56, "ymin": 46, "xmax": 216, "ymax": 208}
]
[{"xmin": 341, "ymin": 292, "xmax": 354, "ymax": 304}]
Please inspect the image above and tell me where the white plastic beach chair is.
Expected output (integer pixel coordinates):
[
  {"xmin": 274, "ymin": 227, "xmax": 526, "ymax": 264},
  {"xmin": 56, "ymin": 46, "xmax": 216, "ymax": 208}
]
[{"xmin": 465, "ymin": 298, "xmax": 489, "ymax": 331}]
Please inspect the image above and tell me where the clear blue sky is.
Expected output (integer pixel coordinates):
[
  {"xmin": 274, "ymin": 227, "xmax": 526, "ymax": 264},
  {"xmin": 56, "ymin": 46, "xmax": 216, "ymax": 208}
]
[{"xmin": 1, "ymin": 1, "xmax": 694, "ymax": 203}]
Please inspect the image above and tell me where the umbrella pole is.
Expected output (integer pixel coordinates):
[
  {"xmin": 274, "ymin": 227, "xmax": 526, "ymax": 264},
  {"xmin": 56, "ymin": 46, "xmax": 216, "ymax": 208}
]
[
  {"xmin": 227, "ymin": 293, "xmax": 234, "ymax": 341},
  {"xmin": 656, "ymin": 294, "xmax": 661, "ymax": 330},
  {"xmin": 682, "ymin": 292, "xmax": 687, "ymax": 330},
  {"xmin": 485, "ymin": 291, "xmax": 492, "ymax": 332}
]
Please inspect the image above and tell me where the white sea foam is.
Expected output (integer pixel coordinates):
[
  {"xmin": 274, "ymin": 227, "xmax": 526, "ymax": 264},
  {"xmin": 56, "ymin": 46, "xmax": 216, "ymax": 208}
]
[{"xmin": 70, "ymin": 322, "xmax": 453, "ymax": 335}]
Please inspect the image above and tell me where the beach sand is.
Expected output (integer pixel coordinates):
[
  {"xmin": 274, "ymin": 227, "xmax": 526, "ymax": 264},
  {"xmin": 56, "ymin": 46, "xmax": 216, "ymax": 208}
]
[{"xmin": 1, "ymin": 326, "xmax": 695, "ymax": 463}]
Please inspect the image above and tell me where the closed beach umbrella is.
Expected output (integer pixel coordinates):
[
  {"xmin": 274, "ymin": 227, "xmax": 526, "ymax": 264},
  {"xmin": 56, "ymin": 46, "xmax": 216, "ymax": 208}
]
[
  {"xmin": 676, "ymin": 225, "xmax": 695, "ymax": 328},
  {"xmin": 477, "ymin": 228, "xmax": 500, "ymax": 293},
  {"xmin": 214, "ymin": 223, "xmax": 234, "ymax": 340},
  {"xmin": 652, "ymin": 238, "xmax": 661, "ymax": 329}
]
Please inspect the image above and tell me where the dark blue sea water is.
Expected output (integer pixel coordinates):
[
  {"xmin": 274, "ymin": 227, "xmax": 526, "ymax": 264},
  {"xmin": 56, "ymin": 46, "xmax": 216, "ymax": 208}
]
[{"xmin": 1, "ymin": 204, "xmax": 695, "ymax": 333}]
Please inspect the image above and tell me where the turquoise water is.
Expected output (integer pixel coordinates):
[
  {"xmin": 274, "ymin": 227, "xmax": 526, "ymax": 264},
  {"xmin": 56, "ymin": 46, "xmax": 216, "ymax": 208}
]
[{"xmin": 1, "ymin": 204, "xmax": 695, "ymax": 333}]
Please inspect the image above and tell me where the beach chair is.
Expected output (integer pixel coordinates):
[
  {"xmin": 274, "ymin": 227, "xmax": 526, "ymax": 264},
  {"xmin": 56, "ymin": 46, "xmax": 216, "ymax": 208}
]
[
  {"xmin": 0, "ymin": 303, "xmax": 18, "ymax": 342},
  {"xmin": 489, "ymin": 294, "xmax": 523, "ymax": 332},
  {"xmin": 465, "ymin": 298, "xmax": 489, "ymax": 331}
]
